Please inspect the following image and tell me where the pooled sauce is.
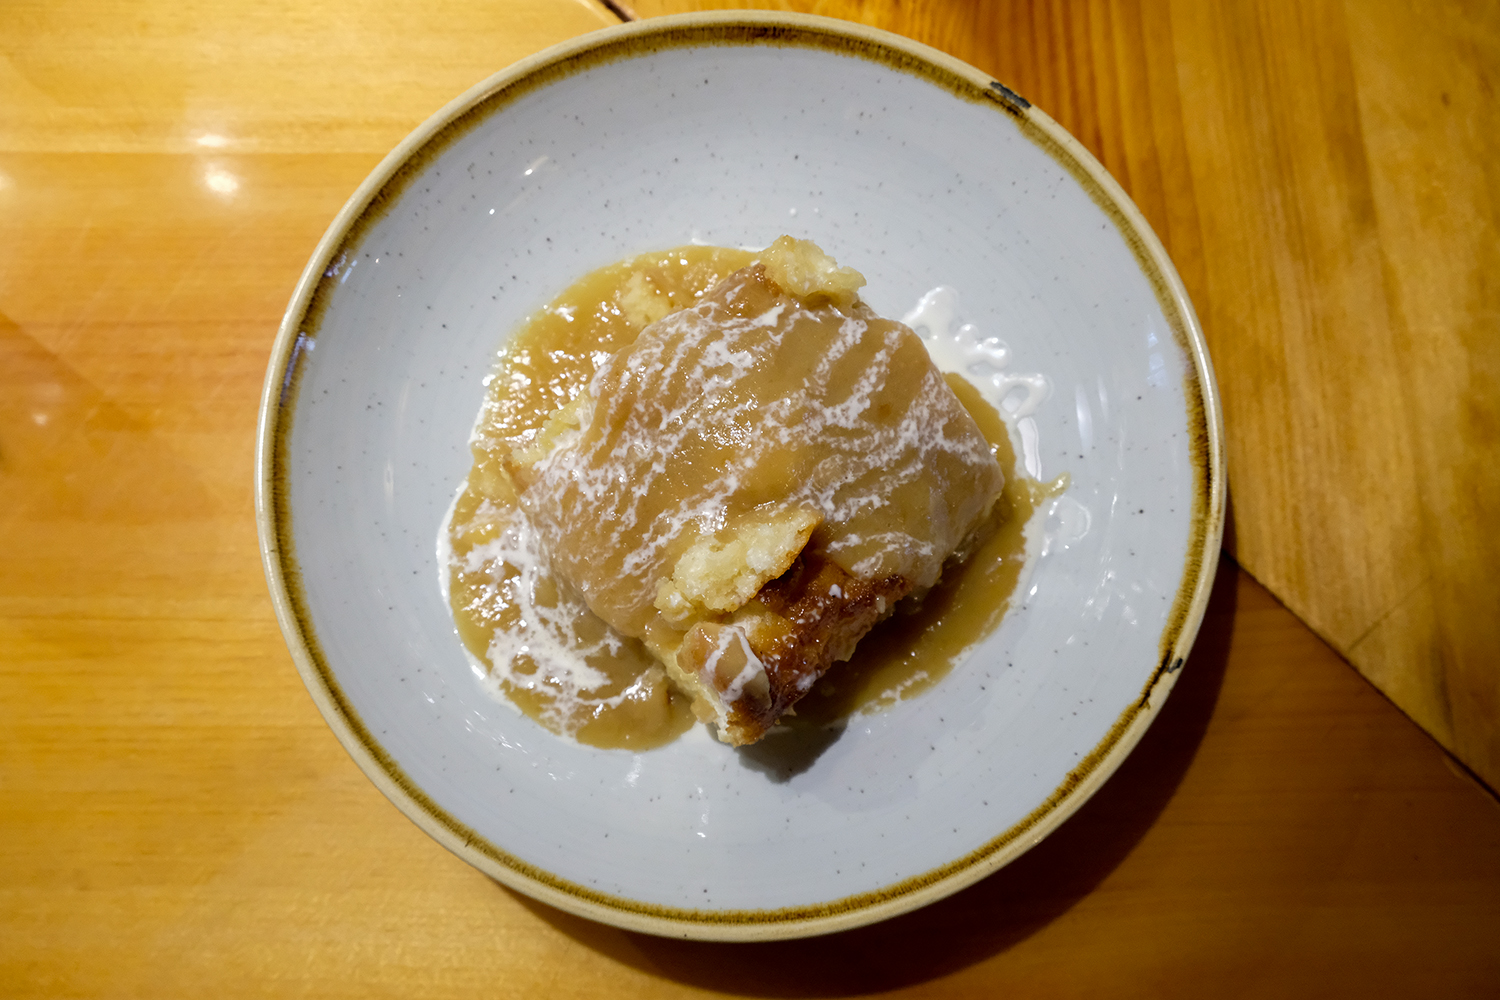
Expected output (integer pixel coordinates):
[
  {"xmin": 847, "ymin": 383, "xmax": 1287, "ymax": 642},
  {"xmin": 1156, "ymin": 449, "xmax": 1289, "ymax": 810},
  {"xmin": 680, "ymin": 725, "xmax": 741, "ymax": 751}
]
[{"xmin": 442, "ymin": 246, "xmax": 1056, "ymax": 749}]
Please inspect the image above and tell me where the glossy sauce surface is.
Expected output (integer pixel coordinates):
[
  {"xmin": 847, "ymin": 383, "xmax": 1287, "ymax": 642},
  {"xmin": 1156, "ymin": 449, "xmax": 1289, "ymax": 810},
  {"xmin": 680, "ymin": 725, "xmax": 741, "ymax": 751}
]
[{"xmin": 443, "ymin": 246, "xmax": 1048, "ymax": 748}]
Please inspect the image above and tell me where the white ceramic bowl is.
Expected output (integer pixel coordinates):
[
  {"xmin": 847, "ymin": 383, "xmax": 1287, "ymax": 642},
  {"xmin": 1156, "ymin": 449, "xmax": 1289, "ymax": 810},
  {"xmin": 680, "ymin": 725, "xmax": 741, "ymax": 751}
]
[{"xmin": 257, "ymin": 11, "xmax": 1224, "ymax": 941}]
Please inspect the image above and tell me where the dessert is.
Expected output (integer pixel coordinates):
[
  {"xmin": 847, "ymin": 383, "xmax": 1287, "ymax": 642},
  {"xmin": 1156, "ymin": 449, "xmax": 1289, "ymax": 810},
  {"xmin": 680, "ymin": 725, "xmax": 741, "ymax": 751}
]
[
  {"xmin": 443, "ymin": 239, "xmax": 1048, "ymax": 749},
  {"xmin": 498, "ymin": 237, "xmax": 1004, "ymax": 745}
]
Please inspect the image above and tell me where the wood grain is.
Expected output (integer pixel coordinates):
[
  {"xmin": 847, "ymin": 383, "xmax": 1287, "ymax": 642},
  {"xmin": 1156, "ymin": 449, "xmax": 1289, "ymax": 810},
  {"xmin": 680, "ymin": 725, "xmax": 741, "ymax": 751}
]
[
  {"xmin": 3, "ymin": 1, "xmax": 1499, "ymax": 994},
  {"xmin": 630, "ymin": 0, "xmax": 1500, "ymax": 788},
  {"xmin": 6, "ymin": 545, "xmax": 1499, "ymax": 994}
]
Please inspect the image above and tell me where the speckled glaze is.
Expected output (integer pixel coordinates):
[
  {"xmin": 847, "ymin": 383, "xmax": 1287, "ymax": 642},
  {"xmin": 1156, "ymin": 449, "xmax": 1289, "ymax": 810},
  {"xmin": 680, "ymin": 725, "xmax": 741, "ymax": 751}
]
[{"xmin": 256, "ymin": 12, "xmax": 1224, "ymax": 941}]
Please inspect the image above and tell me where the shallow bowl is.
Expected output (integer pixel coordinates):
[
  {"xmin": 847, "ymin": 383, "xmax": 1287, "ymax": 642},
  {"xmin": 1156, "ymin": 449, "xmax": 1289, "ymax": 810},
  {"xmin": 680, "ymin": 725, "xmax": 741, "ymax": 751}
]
[{"xmin": 256, "ymin": 11, "xmax": 1224, "ymax": 941}]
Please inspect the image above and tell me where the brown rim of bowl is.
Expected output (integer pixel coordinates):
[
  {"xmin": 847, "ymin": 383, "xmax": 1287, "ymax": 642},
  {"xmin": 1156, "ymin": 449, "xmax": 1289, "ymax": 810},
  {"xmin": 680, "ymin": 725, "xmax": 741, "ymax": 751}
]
[{"xmin": 254, "ymin": 10, "xmax": 1226, "ymax": 943}]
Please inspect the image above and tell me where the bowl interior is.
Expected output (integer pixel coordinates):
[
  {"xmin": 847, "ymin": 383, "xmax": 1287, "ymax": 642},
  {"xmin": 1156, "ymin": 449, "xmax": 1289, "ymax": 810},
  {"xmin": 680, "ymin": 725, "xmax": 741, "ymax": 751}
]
[{"xmin": 262, "ymin": 16, "xmax": 1219, "ymax": 939}]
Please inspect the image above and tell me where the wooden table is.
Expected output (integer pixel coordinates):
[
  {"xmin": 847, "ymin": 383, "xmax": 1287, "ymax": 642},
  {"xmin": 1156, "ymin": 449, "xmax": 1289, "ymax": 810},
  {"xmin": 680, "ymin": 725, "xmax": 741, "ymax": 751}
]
[{"xmin": 3, "ymin": 1, "xmax": 1498, "ymax": 995}]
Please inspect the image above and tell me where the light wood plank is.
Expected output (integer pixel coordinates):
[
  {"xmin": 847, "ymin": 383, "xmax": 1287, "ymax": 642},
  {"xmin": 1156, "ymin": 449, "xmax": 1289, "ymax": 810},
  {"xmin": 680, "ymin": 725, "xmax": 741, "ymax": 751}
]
[
  {"xmin": 1340, "ymin": 0, "xmax": 1500, "ymax": 789},
  {"xmin": 0, "ymin": 0, "xmax": 617, "ymax": 154}
]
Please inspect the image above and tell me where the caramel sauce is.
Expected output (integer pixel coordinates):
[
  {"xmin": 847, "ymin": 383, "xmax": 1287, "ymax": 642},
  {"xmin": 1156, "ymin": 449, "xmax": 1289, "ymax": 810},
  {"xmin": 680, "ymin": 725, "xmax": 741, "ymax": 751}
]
[
  {"xmin": 444, "ymin": 246, "xmax": 1052, "ymax": 749},
  {"xmin": 790, "ymin": 375, "xmax": 1061, "ymax": 725}
]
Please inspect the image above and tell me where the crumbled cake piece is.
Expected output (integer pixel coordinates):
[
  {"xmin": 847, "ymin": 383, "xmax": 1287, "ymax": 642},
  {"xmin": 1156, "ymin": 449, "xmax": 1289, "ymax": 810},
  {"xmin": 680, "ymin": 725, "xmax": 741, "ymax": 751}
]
[
  {"xmin": 655, "ymin": 508, "xmax": 821, "ymax": 620},
  {"xmin": 758, "ymin": 234, "xmax": 865, "ymax": 308}
]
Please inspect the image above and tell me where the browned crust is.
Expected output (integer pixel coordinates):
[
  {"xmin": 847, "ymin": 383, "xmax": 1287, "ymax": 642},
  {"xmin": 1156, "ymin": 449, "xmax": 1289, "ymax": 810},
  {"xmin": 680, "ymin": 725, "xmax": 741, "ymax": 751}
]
[{"xmin": 724, "ymin": 555, "xmax": 912, "ymax": 743}]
